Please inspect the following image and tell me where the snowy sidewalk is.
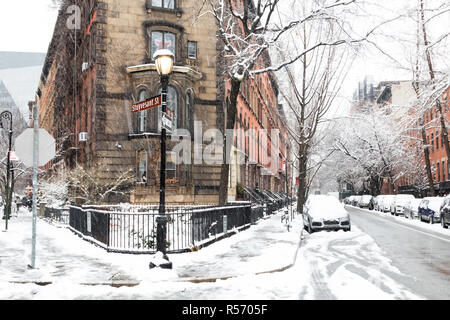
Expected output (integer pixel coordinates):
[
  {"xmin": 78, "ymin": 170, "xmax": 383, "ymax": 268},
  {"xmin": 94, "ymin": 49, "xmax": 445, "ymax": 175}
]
[{"xmin": 0, "ymin": 207, "xmax": 302, "ymax": 298}]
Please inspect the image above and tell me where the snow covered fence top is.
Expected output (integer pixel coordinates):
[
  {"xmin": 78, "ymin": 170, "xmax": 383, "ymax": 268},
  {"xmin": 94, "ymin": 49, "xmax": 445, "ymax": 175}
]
[
  {"xmin": 67, "ymin": 203, "xmax": 269, "ymax": 254},
  {"xmin": 74, "ymin": 203, "xmax": 256, "ymax": 215}
]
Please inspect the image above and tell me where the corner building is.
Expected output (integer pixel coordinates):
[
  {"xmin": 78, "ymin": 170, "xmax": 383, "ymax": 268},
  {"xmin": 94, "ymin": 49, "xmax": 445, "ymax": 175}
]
[{"xmin": 36, "ymin": 0, "xmax": 289, "ymax": 204}]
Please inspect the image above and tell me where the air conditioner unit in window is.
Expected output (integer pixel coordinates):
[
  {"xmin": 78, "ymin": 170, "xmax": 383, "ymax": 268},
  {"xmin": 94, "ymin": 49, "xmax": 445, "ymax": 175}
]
[
  {"xmin": 81, "ymin": 62, "xmax": 89, "ymax": 72},
  {"xmin": 79, "ymin": 132, "xmax": 88, "ymax": 142}
]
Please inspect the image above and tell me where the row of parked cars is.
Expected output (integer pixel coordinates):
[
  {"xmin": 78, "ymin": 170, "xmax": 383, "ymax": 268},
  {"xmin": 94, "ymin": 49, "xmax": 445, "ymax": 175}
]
[{"xmin": 344, "ymin": 194, "xmax": 450, "ymax": 229}]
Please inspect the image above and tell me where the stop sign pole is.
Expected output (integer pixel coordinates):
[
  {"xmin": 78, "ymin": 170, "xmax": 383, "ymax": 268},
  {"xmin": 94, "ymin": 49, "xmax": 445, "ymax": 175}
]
[{"xmin": 29, "ymin": 103, "xmax": 39, "ymax": 269}]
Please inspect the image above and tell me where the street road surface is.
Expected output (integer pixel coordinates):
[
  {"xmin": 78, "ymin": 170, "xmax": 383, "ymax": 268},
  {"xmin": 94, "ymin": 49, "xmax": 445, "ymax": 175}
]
[{"xmin": 346, "ymin": 206, "xmax": 450, "ymax": 300}]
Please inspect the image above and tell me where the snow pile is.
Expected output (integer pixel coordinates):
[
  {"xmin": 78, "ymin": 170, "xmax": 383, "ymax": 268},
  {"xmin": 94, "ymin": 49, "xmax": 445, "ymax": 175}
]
[{"xmin": 0, "ymin": 205, "xmax": 424, "ymax": 300}]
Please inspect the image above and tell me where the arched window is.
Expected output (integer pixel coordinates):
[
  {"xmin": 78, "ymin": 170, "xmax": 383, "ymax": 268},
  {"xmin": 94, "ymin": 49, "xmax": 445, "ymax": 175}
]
[
  {"xmin": 137, "ymin": 89, "xmax": 148, "ymax": 133},
  {"xmin": 137, "ymin": 150, "xmax": 147, "ymax": 183},
  {"xmin": 157, "ymin": 85, "xmax": 178, "ymax": 132},
  {"xmin": 185, "ymin": 92, "xmax": 192, "ymax": 133}
]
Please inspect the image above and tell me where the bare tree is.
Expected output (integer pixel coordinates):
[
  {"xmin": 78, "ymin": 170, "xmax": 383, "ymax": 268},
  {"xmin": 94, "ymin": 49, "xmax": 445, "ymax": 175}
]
[
  {"xmin": 195, "ymin": 0, "xmax": 386, "ymax": 204},
  {"xmin": 275, "ymin": 7, "xmax": 352, "ymax": 213}
]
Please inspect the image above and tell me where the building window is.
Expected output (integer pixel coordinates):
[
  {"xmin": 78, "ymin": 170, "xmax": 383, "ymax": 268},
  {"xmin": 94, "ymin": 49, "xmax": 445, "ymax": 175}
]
[
  {"xmin": 91, "ymin": 32, "xmax": 96, "ymax": 61},
  {"xmin": 157, "ymin": 85, "xmax": 178, "ymax": 132},
  {"xmin": 436, "ymin": 131, "xmax": 439, "ymax": 150},
  {"xmin": 437, "ymin": 162, "xmax": 441, "ymax": 182},
  {"xmin": 185, "ymin": 92, "xmax": 192, "ymax": 132},
  {"xmin": 151, "ymin": 0, "xmax": 175, "ymax": 9},
  {"xmin": 187, "ymin": 41, "xmax": 197, "ymax": 59},
  {"xmin": 443, "ymin": 160, "xmax": 446, "ymax": 181},
  {"xmin": 431, "ymin": 133, "xmax": 434, "ymax": 152},
  {"xmin": 137, "ymin": 89, "xmax": 148, "ymax": 133},
  {"xmin": 158, "ymin": 151, "xmax": 177, "ymax": 180},
  {"xmin": 137, "ymin": 150, "xmax": 148, "ymax": 183},
  {"xmin": 151, "ymin": 31, "xmax": 176, "ymax": 60}
]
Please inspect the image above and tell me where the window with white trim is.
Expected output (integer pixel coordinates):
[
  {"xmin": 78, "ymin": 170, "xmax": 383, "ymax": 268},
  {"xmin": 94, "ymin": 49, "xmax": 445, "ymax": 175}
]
[
  {"xmin": 151, "ymin": 0, "xmax": 174, "ymax": 9},
  {"xmin": 137, "ymin": 89, "xmax": 148, "ymax": 133},
  {"xmin": 137, "ymin": 150, "xmax": 148, "ymax": 183},
  {"xmin": 187, "ymin": 41, "xmax": 197, "ymax": 59},
  {"xmin": 151, "ymin": 31, "xmax": 176, "ymax": 60}
]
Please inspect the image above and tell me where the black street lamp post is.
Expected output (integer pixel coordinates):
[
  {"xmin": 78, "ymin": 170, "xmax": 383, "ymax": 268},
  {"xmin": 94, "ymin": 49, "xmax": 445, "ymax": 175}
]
[
  {"xmin": 1, "ymin": 110, "xmax": 13, "ymax": 230},
  {"xmin": 150, "ymin": 49, "xmax": 174, "ymax": 269}
]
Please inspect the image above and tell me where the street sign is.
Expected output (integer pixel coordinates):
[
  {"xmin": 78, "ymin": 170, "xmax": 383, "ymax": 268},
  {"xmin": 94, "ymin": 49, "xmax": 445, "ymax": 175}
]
[
  {"xmin": 15, "ymin": 128, "xmax": 56, "ymax": 167},
  {"xmin": 162, "ymin": 113, "xmax": 173, "ymax": 132},
  {"xmin": 132, "ymin": 95, "xmax": 162, "ymax": 113},
  {"xmin": 166, "ymin": 107, "xmax": 174, "ymax": 120}
]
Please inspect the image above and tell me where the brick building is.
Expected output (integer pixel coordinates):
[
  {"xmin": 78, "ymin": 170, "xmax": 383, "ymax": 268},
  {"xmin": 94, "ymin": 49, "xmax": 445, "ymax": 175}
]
[
  {"xmin": 375, "ymin": 81, "xmax": 450, "ymax": 196},
  {"xmin": 35, "ymin": 0, "xmax": 289, "ymax": 204}
]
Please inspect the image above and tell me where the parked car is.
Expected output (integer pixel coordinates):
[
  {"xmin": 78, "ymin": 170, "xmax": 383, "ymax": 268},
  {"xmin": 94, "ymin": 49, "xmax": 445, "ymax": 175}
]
[
  {"xmin": 352, "ymin": 196, "xmax": 362, "ymax": 207},
  {"xmin": 358, "ymin": 195, "xmax": 373, "ymax": 208},
  {"xmin": 418, "ymin": 197, "xmax": 444, "ymax": 224},
  {"xmin": 439, "ymin": 196, "xmax": 450, "ymax": 229},
  {"xmin": 303, "ymin": 195, "xmax": 351, "ymax": 233},
  {"xmin": 344, "ymin": 196, "xmax": 354, "ymax": 205},
  {"xmin": 373, "ymin": 195, "xmax": 385, "ymax": 211},
  {"xmin": 404, "ymin": 198, "xmax": 422, "ymax": 219},
  {"xmin": 380, "ymin": 195, "xmax": 396, "ymax": 212},
  {"xmin": 390, "ymin": 194, "xmax": 415, "ymax": 216}
]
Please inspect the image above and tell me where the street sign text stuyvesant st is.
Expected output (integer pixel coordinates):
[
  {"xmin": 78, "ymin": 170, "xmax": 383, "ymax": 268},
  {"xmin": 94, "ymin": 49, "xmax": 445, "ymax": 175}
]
[{"xmin": 132, "ymin": 95, "xmax": 162, "ymax": 113}]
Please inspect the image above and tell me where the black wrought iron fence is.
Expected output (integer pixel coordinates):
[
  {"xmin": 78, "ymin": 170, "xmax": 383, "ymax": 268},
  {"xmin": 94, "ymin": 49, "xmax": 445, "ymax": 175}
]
[
  {"xmin": 44, "ymin": 207, "xmax": 70, "ymax": 224},
  {"xmin": 69, "ymin": 203, "xmax": 271, "ymax": 254}
]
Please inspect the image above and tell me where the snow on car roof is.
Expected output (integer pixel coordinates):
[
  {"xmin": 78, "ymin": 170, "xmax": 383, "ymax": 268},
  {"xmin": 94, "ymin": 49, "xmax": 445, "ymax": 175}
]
[
  {"xmin": 421, "ymin": 197, "xmax": 445, "ymax": 212},
  {"xmin": 396, "ymin": 194, "xmax": 415, "ymax": 198},
  {"xmin": 306, "ymin": 195, "xmax": 348, "ymax": 219}
]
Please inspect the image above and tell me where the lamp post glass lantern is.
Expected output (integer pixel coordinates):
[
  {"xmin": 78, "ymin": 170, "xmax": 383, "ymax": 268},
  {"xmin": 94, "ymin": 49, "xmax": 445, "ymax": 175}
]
[{"xmin": 150, "ymin": 49, "xmax": 174, "ymax": 270}]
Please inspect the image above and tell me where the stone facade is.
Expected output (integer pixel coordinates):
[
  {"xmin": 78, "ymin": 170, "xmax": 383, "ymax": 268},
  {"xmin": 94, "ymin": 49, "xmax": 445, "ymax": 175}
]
[{"xmin": 36, "ymin": 0, "xmax": 289, "ymax": 204}]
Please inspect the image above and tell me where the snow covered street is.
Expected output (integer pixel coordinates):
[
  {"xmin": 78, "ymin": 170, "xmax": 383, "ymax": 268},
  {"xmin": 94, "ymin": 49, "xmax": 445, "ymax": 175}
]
[{"xmin": 0, "ymin": 207, "xmax": 425, "ymax": 300}]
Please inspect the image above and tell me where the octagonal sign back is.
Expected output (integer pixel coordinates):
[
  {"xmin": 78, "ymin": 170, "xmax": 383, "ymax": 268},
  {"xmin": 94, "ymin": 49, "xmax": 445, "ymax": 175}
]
[{"xmin": 15, "ymin": 128, "xmax": 56, "ymax": 167}]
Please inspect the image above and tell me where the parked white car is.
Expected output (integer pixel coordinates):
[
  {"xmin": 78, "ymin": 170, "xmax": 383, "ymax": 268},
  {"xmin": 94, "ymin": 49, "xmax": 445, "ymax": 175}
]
[
  {"xmin": 380, "ymin": 195, "xmax": 396, "ymax": 212},
  {"xmin": 352, "ymin": 196, "xmax": 362, "ymax": 207},
  {"xmin": 303, "ymin": 195, "xmax": 351, "ymax": 233},
  {"xmin": 358, "ymin": 195, "xmax": 373, "ymax": 208},
  {"xmin": 374, "ymin": 195, "xmax": 385, "ymax": 211},
  {"xmin": 404, "ymin": 198, "xmax": 422, "ymax": 219},
  {"xmin": 390, "ymin": 194, "xmax": 415, "ymax": 216}
]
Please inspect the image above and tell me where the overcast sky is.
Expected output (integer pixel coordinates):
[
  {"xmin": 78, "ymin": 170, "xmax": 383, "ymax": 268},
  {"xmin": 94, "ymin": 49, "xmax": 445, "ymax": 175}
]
[
  {"xmin": 0, "ymin": 0, "xmax": 59, "ymax": 53},
  {"xmin": 0, "ymin": 0, "xmax": 447, "ymax": 108}
]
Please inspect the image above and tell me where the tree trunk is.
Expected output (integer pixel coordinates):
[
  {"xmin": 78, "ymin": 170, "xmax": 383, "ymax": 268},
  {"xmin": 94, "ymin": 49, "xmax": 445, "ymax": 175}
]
[
  {"xmin": 296, "ymin": 145, "xmax": 308, "ymax": 214},
  {"xmin": 421, "ymin": 125, "xmax": 436, "ymax": 196},
  {"xmin": 218, "ymin": 78, "xmax": 241, "ymax": 205}
]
